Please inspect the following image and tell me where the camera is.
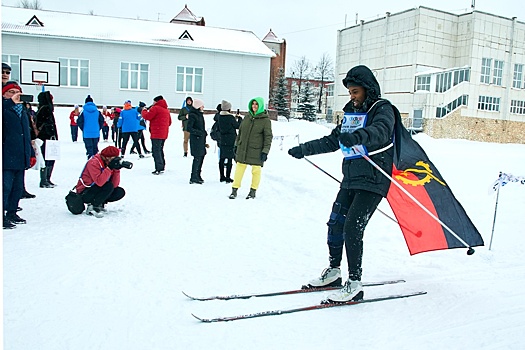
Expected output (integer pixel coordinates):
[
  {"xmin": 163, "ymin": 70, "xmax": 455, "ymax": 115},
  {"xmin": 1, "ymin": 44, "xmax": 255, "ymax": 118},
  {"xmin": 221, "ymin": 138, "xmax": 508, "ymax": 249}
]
[
  {"xmin": 111, "ymin": 156, "xmax": 133, "ymax": 169},
  {"xmin": 20, "ymin": 94, "xmax": 34, "ymax": 103}
]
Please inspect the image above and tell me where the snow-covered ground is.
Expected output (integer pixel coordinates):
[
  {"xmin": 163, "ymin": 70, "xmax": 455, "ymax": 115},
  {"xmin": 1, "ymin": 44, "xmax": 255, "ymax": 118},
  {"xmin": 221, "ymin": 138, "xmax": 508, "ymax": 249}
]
[{"xmin": 3, "ymin": 107, "xmax": 525, "ymax": 349}]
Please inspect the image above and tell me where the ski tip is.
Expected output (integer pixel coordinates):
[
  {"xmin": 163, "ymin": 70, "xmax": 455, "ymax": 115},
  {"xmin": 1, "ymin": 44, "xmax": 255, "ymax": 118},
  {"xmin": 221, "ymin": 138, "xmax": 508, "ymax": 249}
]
[
  {"xmin": 182, "ymin": 291, "xmax": 197, "ymax": 300},
  {"xmin": 191, "ymin": 313, "xmax": 212, "ymax": 323}
]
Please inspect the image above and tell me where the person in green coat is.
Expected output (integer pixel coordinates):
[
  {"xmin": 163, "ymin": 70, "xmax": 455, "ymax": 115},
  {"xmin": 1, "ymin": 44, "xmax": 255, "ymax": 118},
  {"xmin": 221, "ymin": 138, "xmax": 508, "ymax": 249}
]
[
  {"xmin": 229, "ymin": 97, "xmax": 272, "ymax": 199},
  {"xmin": 177, "ymin": 96, "xmax": 193, "ymax": 157}
]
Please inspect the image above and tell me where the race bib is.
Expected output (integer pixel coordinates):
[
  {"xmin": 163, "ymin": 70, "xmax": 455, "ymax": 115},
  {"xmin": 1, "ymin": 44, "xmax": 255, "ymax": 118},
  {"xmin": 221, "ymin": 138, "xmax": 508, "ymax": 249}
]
[{"xmin": 340, "ymin": 112, "xmax": 368, "ymax": 159}]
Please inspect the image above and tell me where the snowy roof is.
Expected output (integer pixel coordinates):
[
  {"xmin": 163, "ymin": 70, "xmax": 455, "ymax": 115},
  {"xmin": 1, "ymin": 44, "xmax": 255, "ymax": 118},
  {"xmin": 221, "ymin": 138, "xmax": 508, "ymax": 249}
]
[
  {"xmin": 1, "ymin": 6, "xmax": 275, "ymax": 58},
  {"xmin": 262, "ymin": 29, "xmax": 284, "ymax": 43},
  {"xmin": 170, "ymin": 5, "xmax": 203, "ymax": 24}
]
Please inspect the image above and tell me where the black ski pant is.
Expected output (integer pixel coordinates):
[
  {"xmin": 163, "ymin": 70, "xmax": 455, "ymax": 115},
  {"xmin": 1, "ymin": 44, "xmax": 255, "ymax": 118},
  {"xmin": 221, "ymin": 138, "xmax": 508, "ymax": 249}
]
[
  {"xmin": 130, "ymin": 130, "xmax": 150, "ymax": 153},
  {"xmin": 151, "ymin": 139, "xmax": 166, "ymax": 172},
  {"xmin": 121, "ymin": 132, "xmax": 142, "ymax": 156},
  {"xmin": 326, "ymin": 188, "xmax": 383, "ymax": 281},
  {"xmin": 81, "ymin": 181, "xmax": 125, "ymax": 207}
]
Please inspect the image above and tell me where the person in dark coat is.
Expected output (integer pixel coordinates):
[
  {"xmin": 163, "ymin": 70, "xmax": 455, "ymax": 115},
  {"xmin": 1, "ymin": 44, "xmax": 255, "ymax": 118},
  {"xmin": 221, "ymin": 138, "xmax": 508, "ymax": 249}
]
[
  {"xmin": 35, "ymin": 90, "xmax": 59, "ymax": 188},
  {"xmin": 287, "ymin": 65, "xmax": 397, "ymax": 303},
  {"xmin": 186, "ymin": 98, "xmax": 207, "ymax": 184},
  {"xmin": 228, "ymin": 97, "xmax": 272, "ymax": 199},
  {"xmin": 217, "ymin": 100, "xmax": 241, "ymax": 183},
  {"xmin": 2, "ymin": 82, "xmax": 35, "ymax": 228}
]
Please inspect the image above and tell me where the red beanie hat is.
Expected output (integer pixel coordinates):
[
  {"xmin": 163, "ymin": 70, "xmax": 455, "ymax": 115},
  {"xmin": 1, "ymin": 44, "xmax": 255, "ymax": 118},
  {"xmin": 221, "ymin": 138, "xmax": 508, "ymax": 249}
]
[
  {"xmin": 100, "ymin": 146, "xmax": 120, "ymax": 158},
  {"xmin": 2, "ymin": 81, "xmax": 22, "ymax": 95}
]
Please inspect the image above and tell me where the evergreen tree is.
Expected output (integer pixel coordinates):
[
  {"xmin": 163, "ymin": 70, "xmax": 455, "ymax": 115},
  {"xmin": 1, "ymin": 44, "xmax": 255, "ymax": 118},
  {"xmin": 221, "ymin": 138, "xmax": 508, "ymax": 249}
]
[
  {"xmin": 297, "ymin": 82, "xmax": 317, "ymax": 122},
  {"xmin": 270, "ymin": 68, "xmax": 290, "ymax": 120}
]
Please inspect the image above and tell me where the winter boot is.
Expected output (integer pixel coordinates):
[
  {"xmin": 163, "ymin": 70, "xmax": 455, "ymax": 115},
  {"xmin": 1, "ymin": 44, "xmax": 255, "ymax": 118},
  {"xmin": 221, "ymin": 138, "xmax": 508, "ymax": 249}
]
[
  {"xmin": 85, "ymin": 204, "xmax": 104, "ymax": 218},
  {"xmin": 21, "ymin": 189, "xmax": 36, "ymax": 199},
  {"xmin": 246, "ymin": 188, "xmax": 256, "ymax": 199},
  {"xmin": 3, "ymin": 215, "xmax": 16, "ymax": 229},
  {"xmin": 39, "ymin": 168, "xmax": 53, "ymax": 188},
  {"xmin": 229, "ymin": 188, "xmax": 238, "ymax": 199},
  {"xmin": 326, "ymin": 278, "xmax": 364, "ymax": 303},
  {"xmin": 303, "ymin": 267, "xmax": 342, "ymax": 289},
  {"xmin": 46, "ymin": 164, "xmax": 56, "ymax": 187},
  {"xmin": 5, "ymin": 212, "xmax": 26, "ymax": 224}
]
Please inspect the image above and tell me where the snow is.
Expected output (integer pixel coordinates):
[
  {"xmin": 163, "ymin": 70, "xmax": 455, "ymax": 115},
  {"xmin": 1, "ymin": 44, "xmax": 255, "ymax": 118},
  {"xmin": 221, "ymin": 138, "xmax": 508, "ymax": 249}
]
[{"xmin": 3, "ymin": 107, "xmax": 525, "ymax": 349}]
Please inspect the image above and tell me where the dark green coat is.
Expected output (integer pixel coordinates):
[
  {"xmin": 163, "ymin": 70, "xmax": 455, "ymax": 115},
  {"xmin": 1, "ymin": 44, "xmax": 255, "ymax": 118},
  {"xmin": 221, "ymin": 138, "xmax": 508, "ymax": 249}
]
[{"xmin": 235, "ymin": 97, "xmax": 272, "ymax": 166}]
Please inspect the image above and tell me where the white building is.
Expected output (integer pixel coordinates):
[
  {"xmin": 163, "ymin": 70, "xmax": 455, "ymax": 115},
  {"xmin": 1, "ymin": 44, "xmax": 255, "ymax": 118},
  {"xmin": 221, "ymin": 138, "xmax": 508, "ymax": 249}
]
[
  {"xmin": 335, "ymin": 6, "xmax": 525, "ymax": 136},
  {"xmin": 1, "ymin": 6, "xmax": 275, "ymax": 110}
]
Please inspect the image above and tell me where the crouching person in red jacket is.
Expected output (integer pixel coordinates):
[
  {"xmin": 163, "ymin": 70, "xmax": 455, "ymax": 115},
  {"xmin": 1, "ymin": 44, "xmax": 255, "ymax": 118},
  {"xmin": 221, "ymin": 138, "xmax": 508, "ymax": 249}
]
[{"xmin": 75, "ymin": 146, "xmax": 128, "ymax": 217}]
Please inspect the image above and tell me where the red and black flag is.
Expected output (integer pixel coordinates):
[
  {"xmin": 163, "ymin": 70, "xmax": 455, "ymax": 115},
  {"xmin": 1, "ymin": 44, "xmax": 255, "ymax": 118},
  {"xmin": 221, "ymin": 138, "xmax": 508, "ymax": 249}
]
[{"xmin": 386, "ymin": 107, "xmax": 484, "ymax": 255}]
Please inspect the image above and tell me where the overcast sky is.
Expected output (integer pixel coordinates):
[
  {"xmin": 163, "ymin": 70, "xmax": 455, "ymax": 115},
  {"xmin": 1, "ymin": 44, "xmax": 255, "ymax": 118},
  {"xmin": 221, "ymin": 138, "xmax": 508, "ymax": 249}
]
[{"xmin": 3, "ymin": 0, "xmax": 524, "ymax": 72}]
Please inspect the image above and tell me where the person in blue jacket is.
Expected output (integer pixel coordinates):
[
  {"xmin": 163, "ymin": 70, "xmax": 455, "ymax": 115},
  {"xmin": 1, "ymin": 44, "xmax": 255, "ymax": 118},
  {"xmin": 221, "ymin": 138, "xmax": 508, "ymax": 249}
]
[
  {"xmin": 77, "ymin": 95, "xmax": 104, "ymax": 159},
  {"xmin": 117, "ymin": 100, "xmax": 144, "ymax": 158},
  {"xmin": 2, "ymin": 81, "xmax": 35, "ymax": 228}
]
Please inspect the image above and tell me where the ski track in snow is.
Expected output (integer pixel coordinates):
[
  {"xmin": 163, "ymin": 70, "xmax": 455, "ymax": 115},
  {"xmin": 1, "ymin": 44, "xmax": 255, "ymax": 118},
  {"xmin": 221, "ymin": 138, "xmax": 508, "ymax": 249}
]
[{"xmin": 3, "ymin": 107, "xmax": 525, "ymax": 349}]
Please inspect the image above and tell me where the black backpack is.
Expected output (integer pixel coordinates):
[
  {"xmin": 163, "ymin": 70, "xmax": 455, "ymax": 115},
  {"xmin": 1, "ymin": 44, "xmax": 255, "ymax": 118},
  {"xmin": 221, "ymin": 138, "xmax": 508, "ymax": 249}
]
[{"xmin": 210, "ymin": 120, "xmax": 220, "ymax": 141}]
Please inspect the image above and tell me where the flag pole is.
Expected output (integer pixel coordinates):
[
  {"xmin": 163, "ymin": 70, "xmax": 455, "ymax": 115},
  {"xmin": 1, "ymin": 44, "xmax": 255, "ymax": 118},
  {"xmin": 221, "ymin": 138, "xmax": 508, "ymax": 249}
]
[
  {"xmin": 302, "ymin": 157, "xmax": 424, "ymax": 237},
  {"xmin": 355, "ymin": 148, "xmax": 475, "ymax": 255},
  {"xmin": 489, "ymin": 172, "xmax": 502, "ymax": 250}
]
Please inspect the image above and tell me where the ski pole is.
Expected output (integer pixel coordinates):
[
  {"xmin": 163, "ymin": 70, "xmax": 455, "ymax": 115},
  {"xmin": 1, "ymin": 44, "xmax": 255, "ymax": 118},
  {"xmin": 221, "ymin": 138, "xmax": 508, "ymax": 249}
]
[
  {"xmin": 302, "ymin": 157, "xmax": 421, "ymax": 237},
  {"xmin": 489, "ymin": 172, "xmax": 502, "ymax": 250},
  {"xmin": 354, "ymin": 147, "xmax": 475, "ymax": 255}
]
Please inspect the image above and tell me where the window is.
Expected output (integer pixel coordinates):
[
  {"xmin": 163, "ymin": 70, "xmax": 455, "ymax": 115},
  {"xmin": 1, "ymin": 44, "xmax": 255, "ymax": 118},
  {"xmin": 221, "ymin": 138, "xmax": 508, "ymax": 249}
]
[
  {"xmin": 435, "ymin": 95, "xmax": 469, "ymax": 118},
  {"xmin": 176, "ymin": 66, "xmax": 203, "ymax": 93},
  {"xmin": 415, "ymin": 75, "xmax": 431, "ymax": 91},
  {"xmin": 480, "ymin": 58, "xmax": 492, "ymax": 84},
  {"xmin": 120, "ymin": 62, "xmax": 149, "ymax": 90},
  {"xmin": 510, "ymin": 100, "xmax": 525, "ymax": 115},
  {"xmin": 477, "ymin": 95, "xmax": 500, "ymax": 112},
  {"xmin": 453, "ymin": 68, "xmax": 470, "ymax": 86},
  {"xmin": 493, "ymin": 60, "xmax": 504, "ymax": 86},
  {"xmin": 513, "ymin": 64, "xmax": 523, "ymax": 88},
  {"xmin": 59, "ymin": 58, "xmax": 89, "ymax": 87},
  {"xmin": 435, "ymin": 71, "xmax": 452, "ymax": 92},
  {"xmin": 2, "ymin": 54, "xmax": 20, "ymax": 82},
  {"xmin": 326, "ymin": 84, "xmax": 334, "ymax": 97}
]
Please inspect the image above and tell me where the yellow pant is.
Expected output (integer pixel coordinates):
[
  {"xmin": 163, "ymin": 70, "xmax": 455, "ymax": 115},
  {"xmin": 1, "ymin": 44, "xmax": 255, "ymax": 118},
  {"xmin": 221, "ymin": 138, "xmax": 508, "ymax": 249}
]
[{"xmin": 232, "ymin": 162, "xmax": 262, "ymax": 190}]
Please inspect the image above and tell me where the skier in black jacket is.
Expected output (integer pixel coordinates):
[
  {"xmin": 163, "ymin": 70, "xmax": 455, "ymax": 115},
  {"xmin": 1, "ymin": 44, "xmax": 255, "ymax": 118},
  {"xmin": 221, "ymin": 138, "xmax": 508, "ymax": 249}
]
[{"xmin": 288, "ymin": 65, "xmax": 396, "ymax": 303}]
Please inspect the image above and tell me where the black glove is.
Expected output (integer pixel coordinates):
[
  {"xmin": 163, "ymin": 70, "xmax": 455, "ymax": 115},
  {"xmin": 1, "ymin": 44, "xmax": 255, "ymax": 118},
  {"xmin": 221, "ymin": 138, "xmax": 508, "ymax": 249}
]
[
  {"xmin": 338, "ymin": 132, "xmax": 359, "ymax": 148},
  {"xmin": 260, "ymin": 152, "xmax": 268, "ymax": 162},
  {"xmin": 288, "ymin": 146, "xmax": 304, "ymax": 159},
  {"xmin": 108, "ymin": 157, "xmax": 123, "ymax": 170}
]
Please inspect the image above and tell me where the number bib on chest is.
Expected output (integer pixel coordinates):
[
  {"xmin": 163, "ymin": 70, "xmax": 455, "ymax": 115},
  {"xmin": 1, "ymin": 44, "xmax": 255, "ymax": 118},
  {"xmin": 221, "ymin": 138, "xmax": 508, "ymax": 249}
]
[{"xmin": 340, "ymin": 112, "xmax": 368, "ymax": 160}]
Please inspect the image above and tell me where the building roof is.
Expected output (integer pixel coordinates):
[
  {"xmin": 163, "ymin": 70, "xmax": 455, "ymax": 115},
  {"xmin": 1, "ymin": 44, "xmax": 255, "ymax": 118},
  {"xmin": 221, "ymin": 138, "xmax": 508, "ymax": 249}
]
[
  {"xmin": 262, "ymin": 29, "xmax": 284, "ymax": 43},
  {"xmin": 170, "ymin": 4, "xmax": 204, "ymax": 25},
  {"xmin": 1, "ymin": 6, "xmax": 275, "ymax": 58}
]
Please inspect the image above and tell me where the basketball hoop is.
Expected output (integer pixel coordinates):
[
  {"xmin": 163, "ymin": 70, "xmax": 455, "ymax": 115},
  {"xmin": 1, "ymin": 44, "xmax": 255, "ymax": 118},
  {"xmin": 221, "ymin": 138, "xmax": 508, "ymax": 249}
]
[{"xmin": 34, "ymin": 80, "xmax": 46, "ymax": 93}]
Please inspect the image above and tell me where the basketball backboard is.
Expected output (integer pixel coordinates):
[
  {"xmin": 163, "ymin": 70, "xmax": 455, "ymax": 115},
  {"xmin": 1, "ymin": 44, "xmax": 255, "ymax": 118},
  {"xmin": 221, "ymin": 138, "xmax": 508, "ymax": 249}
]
[{"xmin": 20, "ymin": 58, "xmax": 60, "ymax": 86}]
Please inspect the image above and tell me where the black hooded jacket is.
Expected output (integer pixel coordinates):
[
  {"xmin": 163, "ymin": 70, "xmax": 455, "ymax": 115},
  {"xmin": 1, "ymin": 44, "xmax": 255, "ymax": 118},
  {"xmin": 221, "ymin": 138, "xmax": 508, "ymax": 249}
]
[
  {"xmin": 36, "ymin": 91, "xmax": 58, "ymax": 140},
  {"xmin": 299, "ymin": 65, "xmax": 396, "ymax": 197}
]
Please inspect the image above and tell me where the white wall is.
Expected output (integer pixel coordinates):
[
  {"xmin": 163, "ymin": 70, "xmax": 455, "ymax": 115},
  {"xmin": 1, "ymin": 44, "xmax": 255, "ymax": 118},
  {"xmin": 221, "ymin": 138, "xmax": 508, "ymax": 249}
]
[{"xmin": 2, "ymin": 35, "xmax": 271, "ymax": 111}]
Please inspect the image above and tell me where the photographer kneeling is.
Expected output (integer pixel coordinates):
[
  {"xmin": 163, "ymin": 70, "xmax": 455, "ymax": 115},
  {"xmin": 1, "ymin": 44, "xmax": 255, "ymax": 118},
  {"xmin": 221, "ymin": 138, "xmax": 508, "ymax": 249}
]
[{"xmin": 75, "ymin": 146, "xmax": 132, "ymax": 217}]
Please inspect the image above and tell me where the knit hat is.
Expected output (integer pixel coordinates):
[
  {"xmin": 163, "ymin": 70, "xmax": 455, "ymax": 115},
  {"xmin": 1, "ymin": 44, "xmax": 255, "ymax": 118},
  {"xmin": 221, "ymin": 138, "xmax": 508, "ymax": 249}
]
[
  {"xmin": 2, "ymin": 81, "xmax": 22, "ymax": 95},
  {"xmin": 153, "ymin": 95, "xmax": 163, "ymax": 102},
  {"xmin": 115, "ymin": 108, "xmax": 122, "ymax": 113},
  {"xmin": 100, "ymin": 146, "xmax": 120, "ymax": 158},
  {"xmin": 221, "ymin": 100, "xmax": 232, "ymax": 111},
  {"xmin": 193, "ymin": 98, "xmax": 204, "ymax": 109},
  {"xmin": 139, "ymin": 101, "xmax": 146, "ymax": 107},
  {"xmin": 85, "ymin": 95, "xmax": 93, "ymax": 103},
  {"xmin": 124, "ymin": 100, "xmax": 131, "ymax": 106},
  {"xmin": 74, "ymin": 104, "xmax": 79, "ymax": 108},
  {"xmin": 2, "ymin": 63, "xmax": 11, "ymax": 72}
]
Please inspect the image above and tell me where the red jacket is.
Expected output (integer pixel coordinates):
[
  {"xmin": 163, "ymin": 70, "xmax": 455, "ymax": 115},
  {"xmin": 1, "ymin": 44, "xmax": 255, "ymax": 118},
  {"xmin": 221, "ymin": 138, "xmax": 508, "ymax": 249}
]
[
  {"xmin": 70, "ymin": 111, "xmax": 78, "ymax": 126},
  {"xmin": 141, "ymin": 99, "xmax": 172, "ymax": 139},
  {"xmin": 76, "ymin": 154, "xmax": 120, "ymax": 193}
]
